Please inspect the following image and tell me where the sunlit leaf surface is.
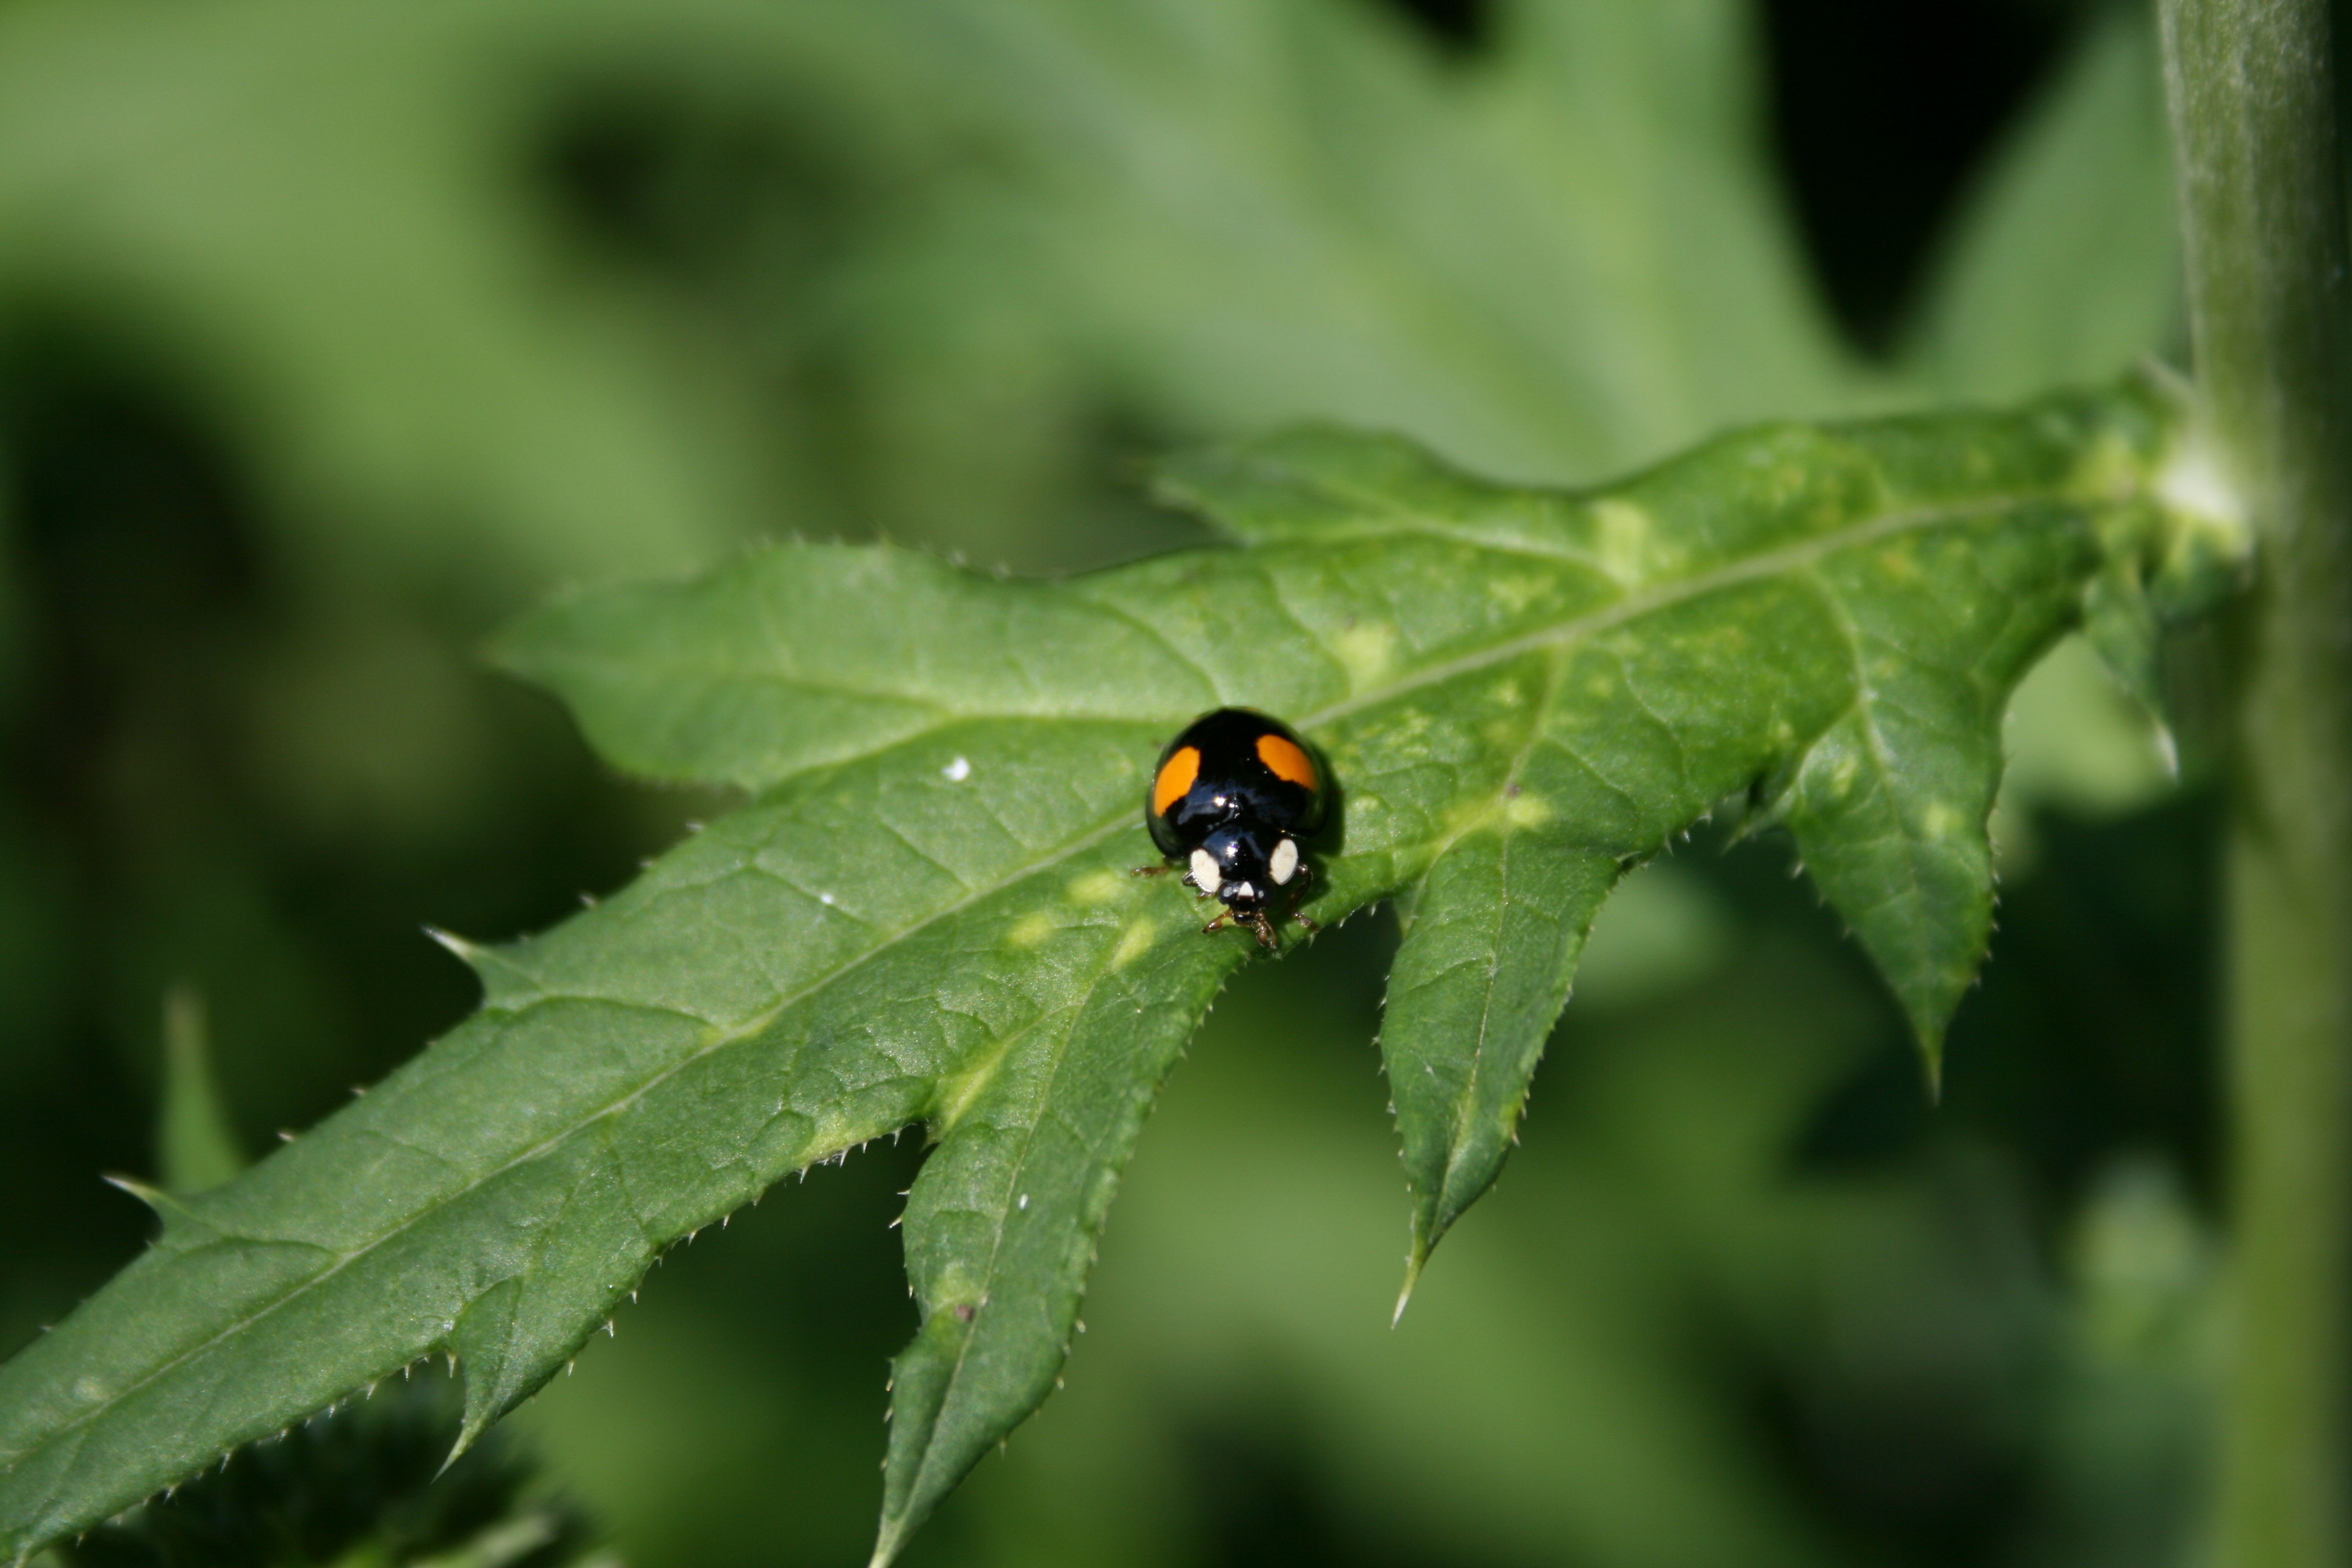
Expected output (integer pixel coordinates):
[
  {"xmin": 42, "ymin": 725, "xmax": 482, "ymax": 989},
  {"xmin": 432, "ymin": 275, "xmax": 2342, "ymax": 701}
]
[{"xmin": 0, "ymin": 378, "xmax": 2233, "ymax": 1564}]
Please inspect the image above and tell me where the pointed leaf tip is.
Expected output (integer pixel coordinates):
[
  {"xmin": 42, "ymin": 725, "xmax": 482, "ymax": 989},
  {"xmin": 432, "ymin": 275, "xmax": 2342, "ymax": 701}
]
[
  {"xmin": 436, "ymin": 1422, "xmax": 481, "ymax": 1482},
  {"xmin": 1393, "ymin": 1249, "xmax": 1426, "ymax": 1328}
]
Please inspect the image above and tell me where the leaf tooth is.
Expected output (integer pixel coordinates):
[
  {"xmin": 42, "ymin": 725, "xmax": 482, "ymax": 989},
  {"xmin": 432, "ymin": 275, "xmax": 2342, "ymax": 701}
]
[
  {"xmin": 422, "ymin": 926, "xmax": 485, "ymax": 967},
  {"xmin": 99, "ymin": 1174, "xmax": 171, "ymax": 1214}
]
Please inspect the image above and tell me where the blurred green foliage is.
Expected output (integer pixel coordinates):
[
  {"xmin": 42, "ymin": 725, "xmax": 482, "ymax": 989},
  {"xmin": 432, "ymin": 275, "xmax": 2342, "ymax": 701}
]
[{"xmin": 0, "ymin": 0, "xmax": 2213, "ymax": 1564}]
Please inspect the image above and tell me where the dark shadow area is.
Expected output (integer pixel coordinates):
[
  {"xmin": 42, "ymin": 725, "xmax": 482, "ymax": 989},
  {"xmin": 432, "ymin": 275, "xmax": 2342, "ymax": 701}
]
[
  {"xmin": 1368, "ymin": 0, "xmax": 1494, "ymax": 57},
  {"xmin": 1181, "ymin": 1419, "xmax": 1462, "ymax": 1568},
  {"xmin": 1761, "ymin": 0, "xmax": 2088, "ymax": 352},
  {"xmin": 1797, "ymin": 791, "xmax": 2222, "ymax": 1215},
  {"xmin": 57, "ymin": 1374, "xmax": 594, "ymax": 1568},
  {"xmin": 0, "ymin": 319, "xmax": 713, "ymax": 1363}
]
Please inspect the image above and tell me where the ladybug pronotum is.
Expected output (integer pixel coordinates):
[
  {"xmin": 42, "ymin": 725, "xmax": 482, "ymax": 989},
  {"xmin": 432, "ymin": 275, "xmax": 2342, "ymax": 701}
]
[{"xmin": 1138, "ymin": 707, "xmax": 1327, "ymax": 949}]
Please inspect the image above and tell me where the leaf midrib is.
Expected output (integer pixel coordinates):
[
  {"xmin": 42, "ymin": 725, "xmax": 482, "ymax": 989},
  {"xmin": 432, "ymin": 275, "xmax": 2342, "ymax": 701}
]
[
  {"xmin": 1433, "ymin": 645, "xmax": 1572, "ymax": 1227},
  {"xmin": 1800, "ymin": 564, "xmax": 1939, "ymax": 922},
  {"xmin": 1204, "ymin": 457, "xmax": 1619, "ymax": 575},
  {"xmin": 4, "ymin": 480, "xmax": 2094, "ymax": 1521},
  {"xmin": 1293, "ymin": 491, "xmax": 2061, "ymax": 730},
  {"xmin": 883, "ymin": 933, "xmax": 1135, "ymax": 1544}
]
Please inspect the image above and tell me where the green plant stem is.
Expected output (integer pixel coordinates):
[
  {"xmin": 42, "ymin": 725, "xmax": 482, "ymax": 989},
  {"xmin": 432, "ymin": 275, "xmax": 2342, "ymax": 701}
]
[{"xmin": 2159, "ymin": 2, "xmax": 2352, "ymax": 1563}]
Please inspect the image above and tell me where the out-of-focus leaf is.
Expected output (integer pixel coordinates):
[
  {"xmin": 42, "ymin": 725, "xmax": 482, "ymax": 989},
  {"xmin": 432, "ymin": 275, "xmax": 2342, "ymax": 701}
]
[
  {"xmin": 155, "ymin": 987, "xmax": 244, "ymax": 1198},
  {"xmin": 0, "ymin": 0, "xmax": 911, "ymax": 587},
  {"xmin": 0, "ymin": 0, "xmax": 2182, "ymax": 588},
  {"xmin": 1904, "ymin": 6, "xmax": 2177, "ymax": 403},
  {"xmin": 0, "ymin": 378, "xmax": 2230, "ymax": 1564},
  {"xmin": 0, "ymin": 0, "xmax": 1865, "ymax": 599},
  {"xmin": 1994, "ymin": 637, "xmax": 2177, "ymax": 851},
  {"xmin": 1560, "ymin": 860, "xmax": 1735, "ymax": 1013},
  {"xmin": 921, "ymin": 0, "xmax": 1864, "ymax": 483}
]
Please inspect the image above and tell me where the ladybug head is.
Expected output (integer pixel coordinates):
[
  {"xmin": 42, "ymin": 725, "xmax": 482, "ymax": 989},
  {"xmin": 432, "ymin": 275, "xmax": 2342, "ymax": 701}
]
[{"xmin": 1186, "ymin": 824, "xmax": 1305, "ymax": 913}]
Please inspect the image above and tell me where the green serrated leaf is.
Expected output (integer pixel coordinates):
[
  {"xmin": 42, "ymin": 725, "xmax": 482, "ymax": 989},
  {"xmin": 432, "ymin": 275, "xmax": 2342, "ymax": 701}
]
[
  {"xmin": 0, "ymin": 379, "xmax": 2227, "ymax": 1566},
  {"xmin": 1142, "ymin": 373, "xmax": 2224, "ymax": 1277}
]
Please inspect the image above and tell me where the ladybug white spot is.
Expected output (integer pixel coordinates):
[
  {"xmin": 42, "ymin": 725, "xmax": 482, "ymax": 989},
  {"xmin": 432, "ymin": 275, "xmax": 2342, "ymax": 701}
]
[
  {"xmin": 1188, "ymin": 848, "xmax": 1221, "ymax": 893},
  {"xmin": 1269, "ymin": 837, "xmax": 1299, "ymax": 885}
]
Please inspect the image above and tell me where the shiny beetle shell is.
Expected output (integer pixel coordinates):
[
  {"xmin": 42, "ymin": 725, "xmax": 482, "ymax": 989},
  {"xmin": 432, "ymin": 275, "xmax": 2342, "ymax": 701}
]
[{"xmin": 1144, "ymin": 709, "xmax": 1326, "ymax": 936}]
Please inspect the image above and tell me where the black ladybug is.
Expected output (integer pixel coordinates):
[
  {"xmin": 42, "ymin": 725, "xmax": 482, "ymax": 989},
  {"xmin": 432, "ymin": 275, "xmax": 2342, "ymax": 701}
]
[{"xmin": 1138, "ymin": 707, "xmax": 1327, "ymax": 949}]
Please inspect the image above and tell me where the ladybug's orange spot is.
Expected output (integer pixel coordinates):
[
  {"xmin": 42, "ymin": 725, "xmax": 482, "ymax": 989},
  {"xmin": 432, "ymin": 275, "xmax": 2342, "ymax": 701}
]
[
  {"xmin": 1255, "ymin": 733, "xmax": 1318, "ymax": 791},
  {"xmin": 1153, "ymin": 746, "xmax": 1202, "ymax": 815}
]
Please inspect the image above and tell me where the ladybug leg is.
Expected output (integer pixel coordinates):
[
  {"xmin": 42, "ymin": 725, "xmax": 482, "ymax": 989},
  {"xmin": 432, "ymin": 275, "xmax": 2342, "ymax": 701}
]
[
  {"xmin": 1136, "ymin": 861, "xmax": 1212, "ymax": 898},
  {"xmin": 1201, "ymin": 910, "xmax": 1233, "ymax": 936},
  {"xmin": 1285, "ymin": 867, "xmax": 1319, "ymax": 934},
  {"xmin": 1246, "ymin": 912, "xmax": 1279, "ymax": 950}
]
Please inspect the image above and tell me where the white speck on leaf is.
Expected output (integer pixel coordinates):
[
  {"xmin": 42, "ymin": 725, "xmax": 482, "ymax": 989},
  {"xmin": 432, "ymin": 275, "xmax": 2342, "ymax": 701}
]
[{"xmin": 943, "ymin": 756, "xmax": 972, "ymax": 782}]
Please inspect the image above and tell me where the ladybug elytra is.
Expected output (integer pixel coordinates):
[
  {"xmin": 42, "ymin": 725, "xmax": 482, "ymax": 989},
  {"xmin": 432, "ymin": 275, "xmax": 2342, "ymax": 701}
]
[{"xmin": 1138, "ymin": 707, "xmax": 1327, "ymax": 949}]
